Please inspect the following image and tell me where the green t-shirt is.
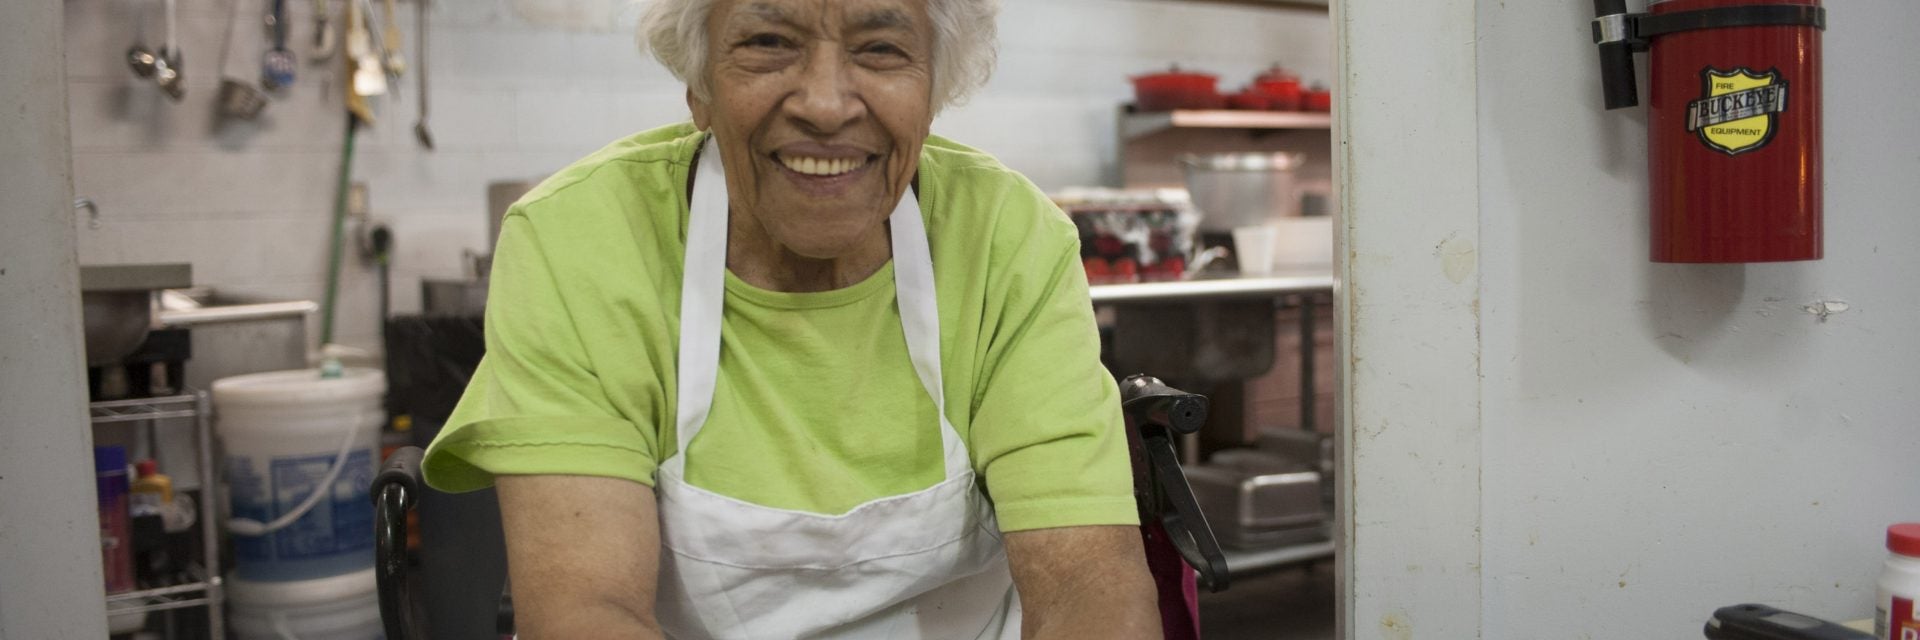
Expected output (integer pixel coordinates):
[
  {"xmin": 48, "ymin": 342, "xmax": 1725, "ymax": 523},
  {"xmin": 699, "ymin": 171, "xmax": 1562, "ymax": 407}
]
[{"xmin": 423, "ymin": 123, "xmax": 1137, "ymax": 532}]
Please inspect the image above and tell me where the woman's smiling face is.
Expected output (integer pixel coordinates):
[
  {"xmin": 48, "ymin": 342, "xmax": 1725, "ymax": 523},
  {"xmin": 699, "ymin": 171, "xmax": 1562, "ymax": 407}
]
[{"xmin": 691, "ymin": 0, "xmax": 936, "ymax": 260}]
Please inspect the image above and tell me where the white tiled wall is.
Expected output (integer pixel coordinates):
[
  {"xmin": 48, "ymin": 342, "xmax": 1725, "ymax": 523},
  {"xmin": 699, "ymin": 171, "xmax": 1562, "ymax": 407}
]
[{"xmin": 67, "ymin": 0, "xmax": 1332, "ymax": 352}]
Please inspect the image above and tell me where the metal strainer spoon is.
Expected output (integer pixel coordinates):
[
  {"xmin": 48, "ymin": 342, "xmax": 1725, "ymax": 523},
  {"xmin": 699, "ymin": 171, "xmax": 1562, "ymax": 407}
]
[{"xmin": 413, "ymin": 0, "xmax": 433, "ymax": 150}]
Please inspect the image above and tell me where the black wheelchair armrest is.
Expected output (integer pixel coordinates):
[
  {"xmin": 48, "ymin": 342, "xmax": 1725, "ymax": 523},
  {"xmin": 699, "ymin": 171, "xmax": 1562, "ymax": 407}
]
[
  {"xmin": 375, "ymin": 446, "xmax": 425, "ymax": 502},
  {"xmin": 1119, "ymin": 374, "xmax": 1230, "ymax": 593},
  {"xmin": 372, "ymin": 446, "xmax": 427, "ymax": 640},
  {"xmin": 1121, "ymin": 375, "xmax": 1209, "ymax": 435}
]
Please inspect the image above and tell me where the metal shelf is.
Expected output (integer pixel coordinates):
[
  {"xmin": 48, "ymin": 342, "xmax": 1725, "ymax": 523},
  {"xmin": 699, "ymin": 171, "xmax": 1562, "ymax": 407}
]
[
  {"xmin": 1088, "ymin": 271, "xmax": 1333, "ymax": 304},
  {"xmin": 105, "ymin": 572, "xmax": 225, "ymax": 616},
  {"xmin": 90, "ymin": 394, "xmax": 200, "ymax": 424},
  {"xmin": 1121, "ymin": 110, "xmax": 1332, "ymax": 140},
  {"xmin": 1221, "ymin": 539, "xmax": 1335, "ymax": 577},
  {"xmin": 92, "ymin": 392, "xmax": 225, "ymax": 640}
]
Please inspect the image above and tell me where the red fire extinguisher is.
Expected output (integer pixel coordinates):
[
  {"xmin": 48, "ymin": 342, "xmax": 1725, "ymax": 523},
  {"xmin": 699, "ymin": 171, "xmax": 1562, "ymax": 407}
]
[{"xmin": 1592, "ymin": 0, "xmax": 1826, "ymax": 263}]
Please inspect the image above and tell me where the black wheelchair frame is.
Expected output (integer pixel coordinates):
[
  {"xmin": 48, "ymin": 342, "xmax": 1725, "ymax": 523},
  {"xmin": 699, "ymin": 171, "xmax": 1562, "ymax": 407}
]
[{"xmin": 370, "ymin": 374, "xmax": 1226, "ymax": 639}]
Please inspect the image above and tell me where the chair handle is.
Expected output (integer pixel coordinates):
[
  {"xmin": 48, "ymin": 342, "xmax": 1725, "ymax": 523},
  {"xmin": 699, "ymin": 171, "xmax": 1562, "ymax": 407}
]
[
  {"xmin": 372, "ymin": 446, "xmax": 428, "ymax": 640},
  {"xmin": 1120, "ymin": 374, "xmax": 1209, "ymax": 435},
  {"xmin": 1141, "ymin": 431, "xmax": 1230, "ymax": 592},
  {"xmin": 373, "ymin": 445, "xmax": 425, "ymax": 505},
  {"xmin": 1120, "ymin": 375, "xmax": 1230, "ymax": 592}
]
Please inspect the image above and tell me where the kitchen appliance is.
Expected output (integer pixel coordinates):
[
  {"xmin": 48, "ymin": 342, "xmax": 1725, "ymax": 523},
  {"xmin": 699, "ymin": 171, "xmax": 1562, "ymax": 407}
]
[
  {"xmin": 1179, "ymin": 152, "xmax": 1308, "ymax": 233},
  {"xmin": 1591, "ymin": 0, "xmax": 1825, "ymax": 262}
]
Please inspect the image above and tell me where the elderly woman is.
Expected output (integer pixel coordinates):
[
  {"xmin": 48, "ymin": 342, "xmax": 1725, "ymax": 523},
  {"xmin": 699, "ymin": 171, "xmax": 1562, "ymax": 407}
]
[{"xmin": 422, "ymin": 0, "xmax": 1158, "ymax": 637}]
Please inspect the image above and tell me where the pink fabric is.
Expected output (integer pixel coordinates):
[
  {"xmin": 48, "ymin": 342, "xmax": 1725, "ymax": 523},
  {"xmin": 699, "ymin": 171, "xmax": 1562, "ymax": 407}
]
[
  {"xmin": 1141, "ymin": 518, "xmax": 1202, "ymax": 639},
  {"xmin": 1125, "ymin": 418, "xmax": 1203, "ymax": 639}
]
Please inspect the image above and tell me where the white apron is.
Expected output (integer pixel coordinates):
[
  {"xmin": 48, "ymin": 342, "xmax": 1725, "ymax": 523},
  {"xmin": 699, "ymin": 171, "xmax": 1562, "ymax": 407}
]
[{"xmin": 652, "ymin": 136, "xmax": 1021, "ymax": 640}]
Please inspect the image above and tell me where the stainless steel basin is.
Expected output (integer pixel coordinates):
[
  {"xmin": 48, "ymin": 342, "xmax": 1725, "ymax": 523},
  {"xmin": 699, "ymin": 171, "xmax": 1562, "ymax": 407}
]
[{"xmin": 79, "ymin": 264, "xmax": 192, "ymax": 365}]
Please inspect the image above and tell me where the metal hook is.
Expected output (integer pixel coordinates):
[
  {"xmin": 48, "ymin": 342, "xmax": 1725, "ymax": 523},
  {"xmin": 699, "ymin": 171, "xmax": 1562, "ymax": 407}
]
[{"xmin": 74, "ymin": 198, "xmax": 100, "ymax": 230}]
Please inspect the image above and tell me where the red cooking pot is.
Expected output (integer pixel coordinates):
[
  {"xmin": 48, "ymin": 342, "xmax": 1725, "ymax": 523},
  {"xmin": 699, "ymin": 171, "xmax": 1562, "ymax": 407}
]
[
  {"xmin": 1303, "ymin": 86, "xmax": 1332, "ymax": 112},
  {"xmin": 1252, "ymin": 66, "xmax": 1303, "ymax": 111},
  {"xmin": 1132, "ymin": 66, "xmax": 1223, "ymax": 111},
  {"xmin": 1225, "ymin": 88, "xmax": 1271, "ymax": 110}
]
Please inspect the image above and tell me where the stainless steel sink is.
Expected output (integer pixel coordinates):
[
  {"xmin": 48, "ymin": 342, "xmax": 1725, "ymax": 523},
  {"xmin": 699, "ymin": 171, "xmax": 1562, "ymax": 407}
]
[
  {"xmin": 79, "ymin": 264, "xmax": 192, "ymax": 365},
  {"xmin": 158, "ymin": 289, "xmax": 316, "ymax": 393}
]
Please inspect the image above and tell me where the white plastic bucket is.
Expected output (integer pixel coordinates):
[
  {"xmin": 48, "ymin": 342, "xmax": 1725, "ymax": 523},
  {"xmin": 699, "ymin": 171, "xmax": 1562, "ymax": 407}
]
[
  {"xmin": 228, "ymin": 567, "xmax": 383, "ymax": 640},
  {"xmin": 215, "ymin": 368, "xmax": 384, "ymax": 582}
]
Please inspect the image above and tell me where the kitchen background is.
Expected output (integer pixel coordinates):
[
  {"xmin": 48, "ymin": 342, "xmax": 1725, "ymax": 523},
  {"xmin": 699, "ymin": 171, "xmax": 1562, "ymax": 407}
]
[
  {"xmin": 61, "ymin": 0, "xmax": 1339, "ymax": 637},
  {"xmin": 65, "ymin": 0, "xmax": 1333, "ymax": 353},
  {"xmin": 18, "ymin": 0, "xmax": 1920, "ymax": 638}
]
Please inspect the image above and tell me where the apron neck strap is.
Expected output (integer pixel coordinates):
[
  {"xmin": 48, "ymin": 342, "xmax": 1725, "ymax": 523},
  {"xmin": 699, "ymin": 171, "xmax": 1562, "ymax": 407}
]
[{"xmin": 667, "ymin": 135, "xmax": 969, "ymax": 479}]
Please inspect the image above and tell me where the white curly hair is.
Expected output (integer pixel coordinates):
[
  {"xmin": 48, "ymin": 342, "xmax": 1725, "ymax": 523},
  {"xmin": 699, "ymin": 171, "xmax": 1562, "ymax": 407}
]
[{"xmin": 639, "ymin": 0, "xmax": 999, "ymax": 114}]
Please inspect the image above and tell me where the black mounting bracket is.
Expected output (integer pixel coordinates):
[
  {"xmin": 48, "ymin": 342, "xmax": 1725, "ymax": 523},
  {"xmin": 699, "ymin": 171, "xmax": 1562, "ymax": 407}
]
[{"xmin": 1592, "ymin": 1, "xmax": 1825, "ymax": 110}]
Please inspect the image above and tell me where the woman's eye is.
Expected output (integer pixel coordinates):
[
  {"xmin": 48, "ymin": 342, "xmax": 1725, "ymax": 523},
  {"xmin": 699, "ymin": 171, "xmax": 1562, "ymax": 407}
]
[
  {"xmin": 860, "ymin": 42, "xmax": 907, "ymax": 57},
  {"xmin": 742, "ymin": 34, "xmax": 791, "ymax": 49}
]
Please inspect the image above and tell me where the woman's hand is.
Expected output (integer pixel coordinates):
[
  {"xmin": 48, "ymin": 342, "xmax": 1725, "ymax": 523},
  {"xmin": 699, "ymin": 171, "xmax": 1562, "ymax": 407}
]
[
  {"xmin": 1006, "ymin": 525, "xmax": 1163, "ymax": 639},
  {"xmin": 497, "ymin": 474, "xmax": 664, "ymax": 640}
]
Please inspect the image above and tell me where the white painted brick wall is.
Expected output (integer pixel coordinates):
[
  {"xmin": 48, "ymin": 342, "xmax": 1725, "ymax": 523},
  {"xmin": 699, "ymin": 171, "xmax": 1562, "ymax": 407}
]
[{"xmin": 67, "ymin": 0, "xmax": 1331, "ymax": 353}]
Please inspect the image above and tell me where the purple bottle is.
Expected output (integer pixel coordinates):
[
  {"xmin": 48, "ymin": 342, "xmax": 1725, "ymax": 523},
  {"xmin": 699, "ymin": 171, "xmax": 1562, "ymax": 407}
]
[{"xmin": 95, "ymin": 445, "xmax": 135, "ymax": 593}]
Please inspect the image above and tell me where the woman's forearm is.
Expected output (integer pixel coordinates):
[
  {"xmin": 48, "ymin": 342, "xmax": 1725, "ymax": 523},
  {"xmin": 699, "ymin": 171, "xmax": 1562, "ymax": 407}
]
[
  {"xmin": 517, "ymin": 601, "xmax": 665, "ymax": 640},
  {"xmin": 1007, "ymin": 525, "xmax": 1164, "ymax": 639}
]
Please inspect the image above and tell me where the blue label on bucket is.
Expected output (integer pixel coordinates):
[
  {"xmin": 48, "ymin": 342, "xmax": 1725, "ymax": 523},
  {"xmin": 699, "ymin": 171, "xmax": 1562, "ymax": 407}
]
[{"xmin": 230, "ymin": 450, "xmax": 375, "ymax": 581}]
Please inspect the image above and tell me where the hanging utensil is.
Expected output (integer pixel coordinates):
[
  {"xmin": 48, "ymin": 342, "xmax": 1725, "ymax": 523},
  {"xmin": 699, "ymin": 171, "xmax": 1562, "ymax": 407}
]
[
  {"xmin": 128, "ymin": 0, "xmax": 158, "ymax": 79},
  {"xmin": 344, "ymin": 0, "xmax": 381, "ymax": 123},
  {"xmin": 380, "ymin": 0, "xmax": 405, "ymax": 77},
  {"xmin": 217, "ymin": 0, "xmax": 268, "ymax": 119},
  {"xmin": 128, "ymin": 47, "xmax": 161, "ymax": 78},
  {"xmin": 262, "ymin": 0, "xmax": 297, "ymax": 91},
  {"xmin": 142, "ymin": 0, "xmax": 186, "ymax": 100},
  {"xmin": 413, "ymin": 0, "xmax": 433, "ymax": 149},
  {"xmin": 309, "ymin": 0, "xmax": 337, "ymax": 62},
  {"xmin": 128, "ymin": 36, "xmax": 159, "ymax": 78}
]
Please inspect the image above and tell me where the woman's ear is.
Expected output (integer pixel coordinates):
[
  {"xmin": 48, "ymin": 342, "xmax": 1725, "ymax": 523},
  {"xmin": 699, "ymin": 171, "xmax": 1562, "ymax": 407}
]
[{"xmin": 688, "ymin": 88, "xmax": 710, "ymax": 131}]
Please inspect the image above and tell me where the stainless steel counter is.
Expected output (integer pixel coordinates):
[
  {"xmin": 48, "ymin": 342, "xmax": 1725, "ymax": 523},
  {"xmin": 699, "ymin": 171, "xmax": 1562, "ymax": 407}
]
[{"xmin": 1088, "ymin": 270, "xmax": 1334, "ymax": 304}]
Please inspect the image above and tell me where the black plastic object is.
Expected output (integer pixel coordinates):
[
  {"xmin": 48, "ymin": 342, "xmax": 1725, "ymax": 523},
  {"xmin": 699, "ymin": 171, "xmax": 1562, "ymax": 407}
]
[
  {"xmin": 383, "ymin": 315, "xmax": 484, "ymax": 425},
  {"xmin": 1593, "ymin": 0, "xmax": 1640, "ymax": 109},
  {"xmin": 1120, "ymin": 374, "xmax": 1229, "ymax": 592},
  {"xmin": 372, "ymin": 447, "xmax": 427, "ymax": 640},
  {"xmin": 384, "ymin": 314, "xmax": 512, "ymax": 640},
  {"xmin": 1591, "ymin": 3, "xmax": 1825, "ymax": 110},
  {"xmin": 1122, "ymin": 375, "xmax": 1210, "ymax": 435},
  {"xmin": 1704, "ymin": 603, "xmax": 1872, "ymax": 640},
  {"xmin": 373, "ymin": 375, "xmax": 1228, "ymax": 637}
]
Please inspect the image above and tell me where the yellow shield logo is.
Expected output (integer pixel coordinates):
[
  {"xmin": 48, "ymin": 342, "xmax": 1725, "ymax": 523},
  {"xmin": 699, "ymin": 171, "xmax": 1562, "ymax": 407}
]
[{"xmin": 1686, "ymin": 67, "xmax": 1789, "ymax": 156}]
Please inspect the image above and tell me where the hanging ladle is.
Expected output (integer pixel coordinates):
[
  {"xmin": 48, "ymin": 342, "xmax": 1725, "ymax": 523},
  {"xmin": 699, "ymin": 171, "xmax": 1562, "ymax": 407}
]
[
  {"xmin": 262, "ymin": 0, "xmax": 297, "ymax": 91},
  {"xmin": 128, "ymin": 0, "xmax": 186, "ymax": 100}
]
